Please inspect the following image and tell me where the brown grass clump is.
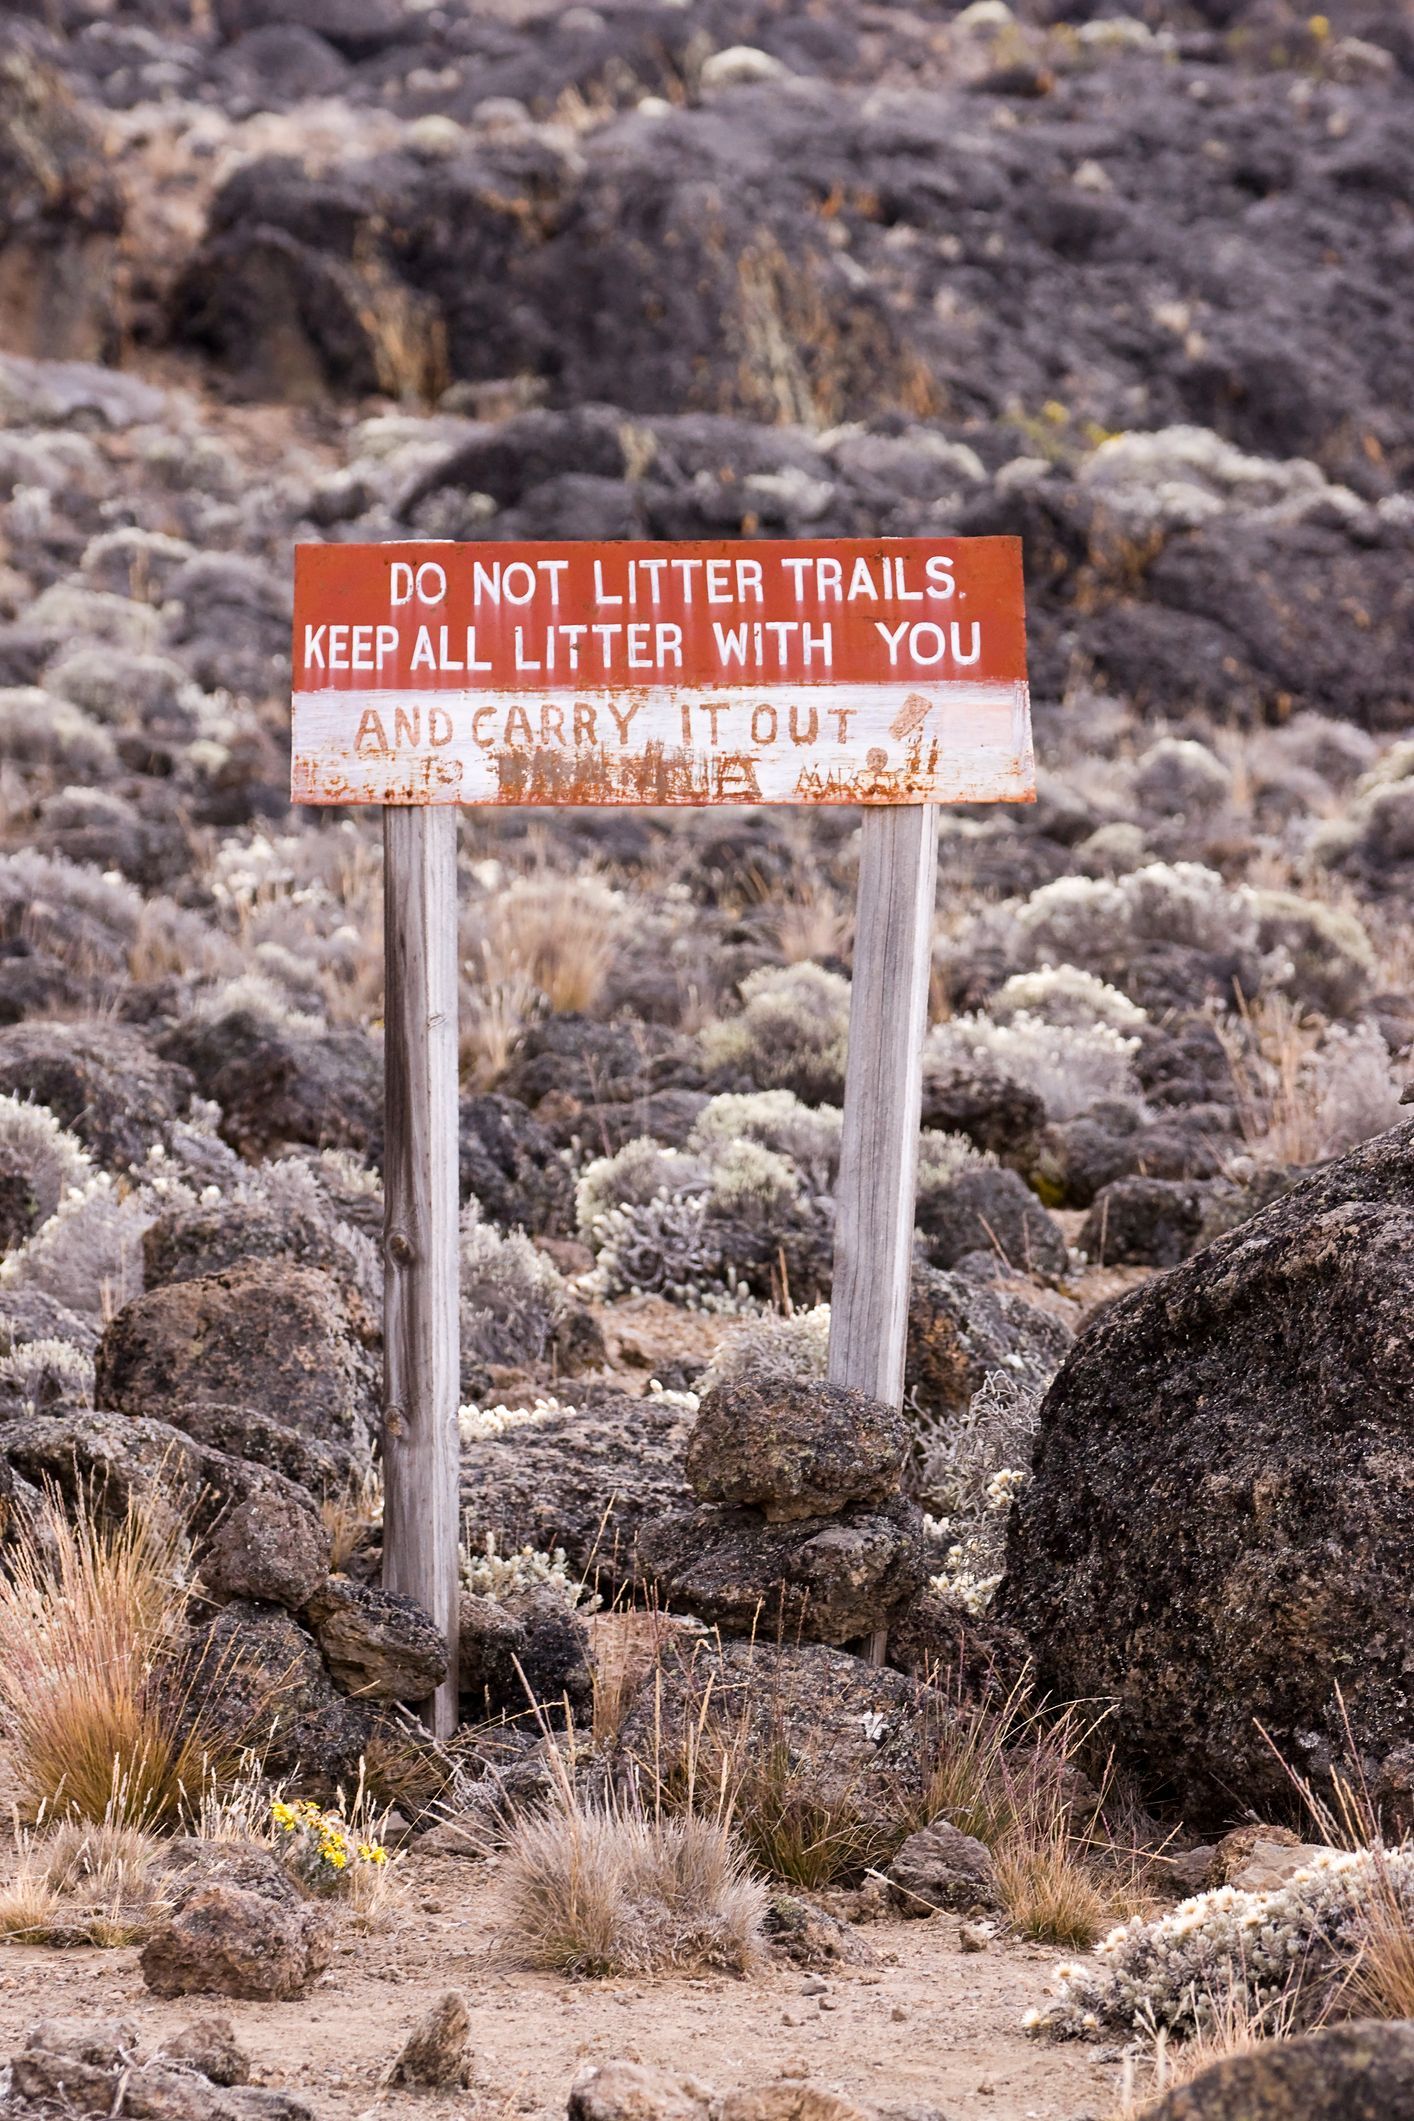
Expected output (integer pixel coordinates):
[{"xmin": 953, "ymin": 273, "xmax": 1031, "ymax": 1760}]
[
  {"xmin": 923, "ymin": 1673, "xmax": 1158, "ymax": 1949},
  {"xmin": 0, "ymin": 1811, "xmax": 165, "ymax": 1946},
  {"xmin": 0, "ymin": 1486, "xmax": 280, "ymax": 1828},
  {"xmin": 498, "ymin": 1791, "xmax": 766, "ymax": 1978}
]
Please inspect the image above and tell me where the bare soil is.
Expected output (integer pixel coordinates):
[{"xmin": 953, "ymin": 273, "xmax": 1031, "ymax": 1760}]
[{"xmin": 0, "ymin": 1853, "xmax": 1120, "ymax": 2121}]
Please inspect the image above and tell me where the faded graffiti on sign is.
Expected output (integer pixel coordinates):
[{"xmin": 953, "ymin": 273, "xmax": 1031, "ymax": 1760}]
[{"xmin": 290, "ymin": 537, "xmax": 1032, "ymax": 806}]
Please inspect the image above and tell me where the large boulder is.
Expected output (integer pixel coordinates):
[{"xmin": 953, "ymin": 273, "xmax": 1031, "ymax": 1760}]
[
  {"xmin": 181, "ymin": 1602, "xmax": 370, "ymax": 1793},
  {"xmin": 157, "ymin": 1007, "xmax": 380, "ymax": 1162},
  {"xmin": 0, "ymin": 1410, "xmax": 317, "ymax": 1538},
  {"xmin": 458, "ymin": 1092, "xmax": 573, "ymax": 1236},
  {"xmin": 95, "ymin": 1261, "xmax": 377, "ymax": 1458},
  {"xmin": 1141, "ymin": 2021, "xmax": 1414, "ymax": 2121},
  {"xmin": 201, "ymin": 1494, "xmax": 330, "ymax": 1611},
  {"xmin": 1000, "ymin": 1121, "xmax": 1414, "ymax": 1817},
  {"xmin": 685, "ymin": 1379, "xmax": 907, "ymax": 1524}
]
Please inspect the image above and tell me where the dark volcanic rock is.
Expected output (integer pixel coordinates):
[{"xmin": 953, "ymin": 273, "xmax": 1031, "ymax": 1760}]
[
  {"xmin": 458, "ymin": 1588, "xmax": 592, "ymax": 1723},
  {"xmin": 614, "ymin": 1637, "xmax": 935, "ymax": 1849},
  {"xmin": 1140, "ymin": 2021, "xmax": 1414, "ymax": 2121},
  {"xmin": 905, "ymin": 1261, "xmax": 1072, "ymax": 1425},
  {"xmin": 916, "ymin": 1165, "xmax": 1067, "ymax": 1278},
  {"xmin": 0, "ymin": 1019, "xmax": 194, "ymax": 1170},
  {"xmin": 459, "ymin": 1385, "xmax": 695, "ymax": 1589},
  {"xmin": 166, "ymin": 1400, "xmax": 364, "ymax": 1502},
  {"xmin": 458, "ymin": 1091, "xmax": 573, "ymax": 1235},
  {"xmin": 0, "ymin": 1410, "xmax": 316, "ymax": 1538},
  {"xmin": 304, "ymin": 1576, "xmax": 448, "ymax": 1702},
  {"xmin": 1000, "ymin": 1120, "xmax": 1414, "ymax": 1817},
  {"xmin": 182, "ymin": 1601, "xmax": 371, "ymax": 1793},
  {"xmin": 685, "ymin": 1377, "xmax": 907, "ymax": 1523},
  {"xmin": 886, "ymin": 1820, "xmax": 997, "ymax": 1916},
  {"xmin": 637, "ymin": 1495, "xmax": 926, "ymax": 1648},
  {"xmin": 202, "ymin": 1493, "xmax": 330, "ymax": 1610},
  {"xmin": 95, "ymin": 1261, "xmax": 377, "ymax": 1457},
  {"xmin": 157, "ymin": 1006, "xmax": 381, "ymax": 1161},
  {"xmin": 1078, "ymin": 1176, "xmax": 1215, "ymax": 1268}
]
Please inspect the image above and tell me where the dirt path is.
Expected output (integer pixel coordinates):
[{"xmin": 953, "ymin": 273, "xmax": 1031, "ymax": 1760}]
[{"xmin": 0, "ymin": 1853, "xmax": 1121, "ymax": 2121}]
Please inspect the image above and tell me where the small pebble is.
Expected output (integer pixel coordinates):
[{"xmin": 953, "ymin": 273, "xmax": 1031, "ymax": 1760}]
[
  {"xmin": 890, "ymin": 2004, "xmax": 909, "ymax": 2023},
  {"xmin": 801, "ymin": 1976, "xmax": 828, "ymax": 1996},
  {"xmin": 959, "ymin": 1921, "xmax": 992, "ymax": 1953}
]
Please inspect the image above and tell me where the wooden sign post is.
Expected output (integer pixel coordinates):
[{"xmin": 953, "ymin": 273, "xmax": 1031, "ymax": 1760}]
[{"xmin": 292, "ymin": 537, "xmax": 1031, "ymax": 1728}]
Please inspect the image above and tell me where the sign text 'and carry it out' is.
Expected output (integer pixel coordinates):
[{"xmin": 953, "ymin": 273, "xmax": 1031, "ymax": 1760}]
[{"xmin": 291, "ymin": 537, "xmax": 1033, "ymax": 807}]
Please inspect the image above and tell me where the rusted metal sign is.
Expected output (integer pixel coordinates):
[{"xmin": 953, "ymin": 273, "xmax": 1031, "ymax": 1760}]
[{"xmin": 291, "ymin": 537, "xmax": 1032, "ymax": 806}]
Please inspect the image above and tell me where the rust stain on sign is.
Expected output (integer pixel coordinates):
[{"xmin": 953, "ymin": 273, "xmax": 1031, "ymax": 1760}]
[{"xmin": 290, "ymin": 537, "xmax": 1032, "ymax": 807}]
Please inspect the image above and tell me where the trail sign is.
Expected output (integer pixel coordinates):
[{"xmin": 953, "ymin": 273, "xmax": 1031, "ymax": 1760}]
[
  {"xmin": 292, "ymin": 537, "xmax": 1031, "ymax": 807},
  {"xmin": 290, "ymin": 535, "xmax": 1032, "ymax": 1728}
]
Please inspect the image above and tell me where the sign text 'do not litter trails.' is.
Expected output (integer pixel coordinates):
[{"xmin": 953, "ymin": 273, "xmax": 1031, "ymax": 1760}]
[{"xmin": 291, "ymin": 537, "xmax": 1032, "ymax": 807}]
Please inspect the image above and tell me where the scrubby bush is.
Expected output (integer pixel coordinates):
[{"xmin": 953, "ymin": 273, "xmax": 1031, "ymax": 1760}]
[
  {"xmin": 0, "ymin": 1166, "xmax": 198, "ymax": 1322},
  {"xmin": 0, "ymin": 1488, "xmax": 279, "ymax": 1828},
  {"xmin": 1029, "ymin": 1847, "xmax": 1414, "ymax": 2041},
  {"xmin": 1309, "ymin": 1022, "xmax": 1405, "ymax": 1155},
  {"xmin": 0, "ymin": 1336, "xmax": 95, "ymax": 1413},
  {"xmin": 575, "ymin": 1137, "xmax": 705, "ymax": 1240},
  {"xmin": 1133, "ymin": 736, "xmax": 1232, "ymax": 819},
  {"xmin": 0, "ymin": 689, "xmax": 116, "ymax": 777},
  {"xmin": 460, "ymin": 1204, "xmax": 569, "ymax": 1368},
  {"xmin": 923, "ymin": 1012, "xmax": 1140, "ymax": 1123},
  {"xmin": 687, "ymin": 1089, "xmax": 843, "ymax": 1188},
  {"xmin": 587, "ymin": 1193, "xmax": 757, "ymax": 1312},
  {"xmin": 1250, "ymin": 889, "xmax": 1377, "ymax": 1017},
  {"xmin": 704, "ymin": 1137, "xmax": 802, "ymax": 1220},
  {"xmin": 0, "ymin": 849, "xmax": 144, "ymax": 972},
  {"xmin": 498, "ymin": 1794, "xmax": 765, "ymax": 1977},
  {"xmin": 699, "ymin": 1303, "xmax": 831, "ymax": 1391},
  {"xmin": 700, "ymin": 962, "xmax": 850, "ymax": 1102},
  {"xmin": 917, "ymin": 1361, "xmax": 1054, "ymax": 1609},
  {"xmin": 1013, "ymin": 863, "xmax": 1263, "ymax": 972},
  {"xmin": 0, "ymin": 1095, "xmax": 93, "ymax": 1235},
  {"xmin": 989, "ymin": 966, "xmax": 1147, "ymax": 1034}
]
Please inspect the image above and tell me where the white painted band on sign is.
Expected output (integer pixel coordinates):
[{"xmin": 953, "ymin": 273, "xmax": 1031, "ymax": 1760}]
[{"xmin": 291, "ymin": 678, "xmax": 1034, "ymax": 807}]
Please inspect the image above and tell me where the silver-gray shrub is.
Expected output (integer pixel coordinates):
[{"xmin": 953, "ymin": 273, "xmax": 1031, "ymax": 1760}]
[
  {"xmin": 0, "ymin": 1095, "xmax": 93, "ymax": 1235},
  {"xmin": 699, "ymin": 962, "xmax": 850, "ymax": 1102},
  {"xmin": 460, "ymin": 1203, "xmax": 569, "ymax": 1367},
  {"xmin": 688, "ymin": 1090, "xmax": 844, "ymax": 1190},
  {"xmin": 1029, "ymin": 1848, "xmax": 1414, "ymax": 2041}
]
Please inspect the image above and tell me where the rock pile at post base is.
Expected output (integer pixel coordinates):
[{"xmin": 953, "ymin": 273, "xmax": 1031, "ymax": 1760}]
[
  {"xmin": 1000, "ymin": 1117, "xmax": 1414, "ymax": 1820},
  {"xmin": 638, "ymin": 1376, "xmax": 925, "ymax": 1647}
]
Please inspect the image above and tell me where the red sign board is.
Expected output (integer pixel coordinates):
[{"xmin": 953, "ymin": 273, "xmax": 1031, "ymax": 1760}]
[{"xmin": 291, "ymin": 537, "xmax": 1031, "ymax": 806}]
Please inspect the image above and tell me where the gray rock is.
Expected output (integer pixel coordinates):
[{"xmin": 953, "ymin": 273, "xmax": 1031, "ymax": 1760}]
[
  {"xmin": 916, "ymin": 1165, "xmax": 1067, "ymax": 1278},
  {"xmin": 385, "ymin": 1992, "xmax": 471, "ymax": 2089},
  {"xmin": 568, "ymin": 2061, "xmax": 714, "ymax": 2121},
  {"xmin": 0, "ymin": 1020, "xmax": 194, "ymax": 1170},
  {"xmin": 0, "ymin": 1410, "xmax": 318, "ymax": 1538},
  {"xmin": 904, "ymin": 1262, "xmax": 1072, "ymax": 1426},
  {"xmin": 181, "ymin": 1601, "xmax": 371, "ymax": 1795},
  {"xmin": 304, "ymin": 1576, "xmax": 448, "ymax": 1701},
  {"xmin": 1078, "ymin": 1176, "xmax": 1214, "ymax": 1267},
  {"xmin": 202, "ymin": 1494, "xmax": 330, "ymax": 1610},
  {"xmin": 1140, "ymin": 2020, "xmax": 1414, "ymax": 2121},
  {"xmin": 886, "ymin": 1821, "xmax": 997, "ymax": 1916},
  {"xmin": 638, "ymin": 1497, "xmax": 925, "ymax": 1647},
  {"xmin": 157, "ymin": 2017, "xmax": 251, "ymax": 2087},
  {"xmin": 141, "ymin": 1843, "xmax": 330, "ymax": 2002},
  {"xmin": 686, "ymin": 1378, "xmax": 907, "ymax": 1523},
  {"xmin": 95, "ymin": 1261, "xmax": 377, "ymax": 1458}
]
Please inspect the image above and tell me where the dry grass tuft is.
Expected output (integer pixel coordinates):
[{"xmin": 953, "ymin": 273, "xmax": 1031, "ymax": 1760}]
[
  {"xmin": 497, "ymin": 1792, "xmax": 766, "ymax": 1978},
  {"xmin": 321, "ymin": 1467, "xmax": 384, "ymax": 1574},
  {"xmin": 0, "ymin": 1486, "xmax": 280, "ymax": 1828},
  {"xmin": 0, "ymin": 1810, "xmax": 165, "ymax": 1946}
]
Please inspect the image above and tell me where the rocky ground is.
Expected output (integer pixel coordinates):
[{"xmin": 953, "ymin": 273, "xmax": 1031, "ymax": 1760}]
[{"xmin": 0, "ymin": 0, "xmax": 1413, "ymax": 2117}]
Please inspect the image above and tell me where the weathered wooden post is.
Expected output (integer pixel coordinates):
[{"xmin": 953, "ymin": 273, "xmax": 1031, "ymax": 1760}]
[
  {"xmin": 290, "ymin": 534, "xmax": 1031, "ymax": 1731},
  {"xmin": 827, "ymin": 802, "xmax": 940, "ymax": 1410},
  {"xmin": 381, "ymin": 805, "xmax": 461, "ymax": 1736}
]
